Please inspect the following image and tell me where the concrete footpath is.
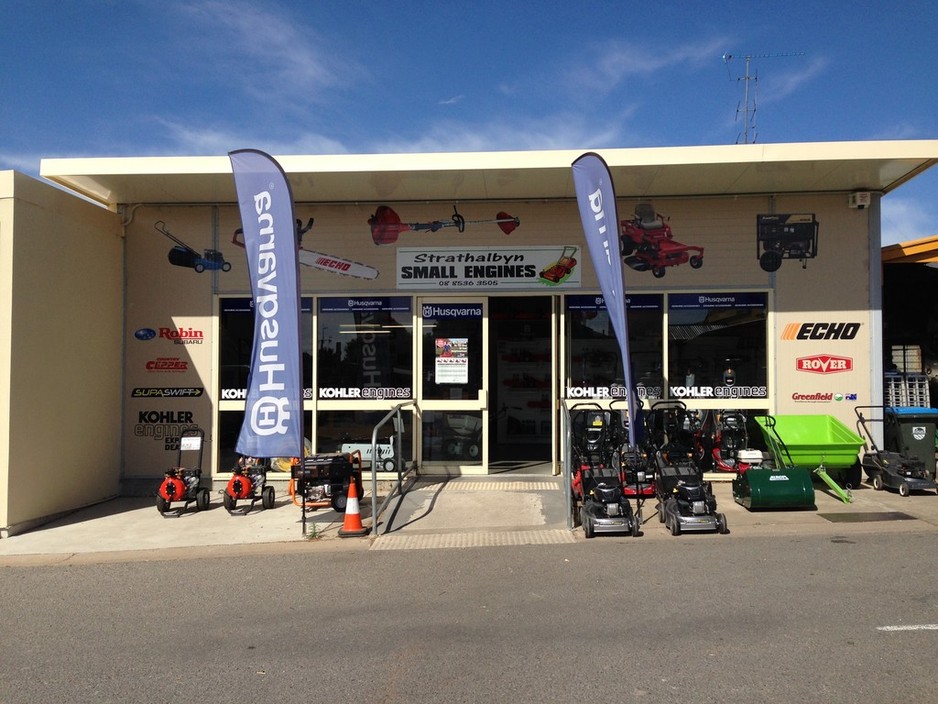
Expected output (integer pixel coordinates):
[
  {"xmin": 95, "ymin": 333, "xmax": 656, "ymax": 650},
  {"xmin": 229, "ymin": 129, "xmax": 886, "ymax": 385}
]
[{"xmin": 2, "ymin": 474, "xmax": 938, "ymax": 564}]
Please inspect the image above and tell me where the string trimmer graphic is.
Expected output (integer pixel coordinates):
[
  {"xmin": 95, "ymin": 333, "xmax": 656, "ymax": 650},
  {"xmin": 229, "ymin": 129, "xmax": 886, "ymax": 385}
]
[
  {"xmin": 368, "ymin": 205, "xmax": 520, "ymax": 245},
  {"xmin": 232, "ymin": 218, "xmax": 379, "ymax": 280}
]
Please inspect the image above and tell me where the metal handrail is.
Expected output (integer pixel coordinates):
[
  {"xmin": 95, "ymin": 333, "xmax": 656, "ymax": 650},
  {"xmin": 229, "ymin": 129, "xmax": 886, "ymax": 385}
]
[{"xmin": 369, "ymin": 401, "xmax": 418, "ymax": 536}]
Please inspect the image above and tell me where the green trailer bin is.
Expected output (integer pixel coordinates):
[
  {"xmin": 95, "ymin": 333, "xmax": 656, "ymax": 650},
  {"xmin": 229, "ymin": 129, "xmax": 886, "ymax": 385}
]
[
  {"xmin": 742, "ymin": 414, "xmax": 864, "ymax": 506},
  {"xmin": 884, "ymin": 407, "xmax": 938, "ymax": 479}
]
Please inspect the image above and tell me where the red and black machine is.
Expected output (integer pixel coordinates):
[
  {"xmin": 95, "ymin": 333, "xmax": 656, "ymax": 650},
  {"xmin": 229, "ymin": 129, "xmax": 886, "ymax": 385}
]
[
  {"xmin": 156, "ymin": 428, "xmax": 210, "ymax": 516},
  {"xmin": 223, "ymin": 457, "xmax": 276, "ymax": 514},
  {"xmin": 620, "ymin": 203, "xmax": 703, "ymax": 278},
  {"xmin": 289, "ymin": 453, "xmax": 364, "ymax": 535}
]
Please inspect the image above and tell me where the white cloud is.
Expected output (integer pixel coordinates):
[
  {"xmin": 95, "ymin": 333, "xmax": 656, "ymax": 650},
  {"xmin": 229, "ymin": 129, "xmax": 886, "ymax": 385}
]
[
  {"xmin": 372, "ymin": 114, "xmax": 627, "ymax": 154},
  {"xmin": 881, "ymin": 195, "xmax": 938, "ymax": 246},
  {"xmin": 152, "ymin": 119, "xmax": 349, "ymax": 156}
]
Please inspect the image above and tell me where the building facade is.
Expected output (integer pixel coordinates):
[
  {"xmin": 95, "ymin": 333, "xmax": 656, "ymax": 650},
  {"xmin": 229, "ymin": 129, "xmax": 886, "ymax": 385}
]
[{"xmin": 2, "ymin": 141, "xmax": 937, "ymax": 534}]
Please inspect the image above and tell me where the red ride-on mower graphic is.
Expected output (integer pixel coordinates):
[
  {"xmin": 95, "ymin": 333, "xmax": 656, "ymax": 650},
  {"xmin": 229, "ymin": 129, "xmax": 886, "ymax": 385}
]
[{"xmin": 620, "ymin": 203, "xmax": 703, "ymax": 278}]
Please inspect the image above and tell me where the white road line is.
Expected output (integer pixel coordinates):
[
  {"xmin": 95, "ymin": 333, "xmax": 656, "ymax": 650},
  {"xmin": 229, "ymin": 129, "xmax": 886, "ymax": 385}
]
[{"xmin": 876, "ymin": 624, "xmax": 938, "ymax": 631}]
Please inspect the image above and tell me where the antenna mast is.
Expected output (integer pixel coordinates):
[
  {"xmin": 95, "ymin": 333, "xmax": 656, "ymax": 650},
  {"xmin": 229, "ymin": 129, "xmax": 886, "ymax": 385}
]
[{"xmin": 722, "ymin": 52, "xmax": 805, "ymax": 144}]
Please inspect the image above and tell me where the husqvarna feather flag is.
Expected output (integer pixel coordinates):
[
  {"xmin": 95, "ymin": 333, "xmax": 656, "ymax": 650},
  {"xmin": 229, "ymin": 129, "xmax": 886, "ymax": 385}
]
[
  {"xmin": 571, "ymin": 152, "xmax": 637, "ymax": 445},
  {"xmin": 229, "ymin": 149, "xmax": 304, "ymax": 458}
]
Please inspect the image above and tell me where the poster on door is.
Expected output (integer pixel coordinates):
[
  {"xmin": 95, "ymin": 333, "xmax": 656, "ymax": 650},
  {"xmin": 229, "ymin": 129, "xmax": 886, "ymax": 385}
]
[{"xmin": 435, "ymin": 337, "xmax": 468, "ymax": 383}]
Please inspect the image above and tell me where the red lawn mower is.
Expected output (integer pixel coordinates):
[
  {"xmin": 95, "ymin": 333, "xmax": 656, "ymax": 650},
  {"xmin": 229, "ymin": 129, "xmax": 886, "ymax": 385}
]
[
  {"xmin": 620, "ymin": 203, "xmax": 703, "ymax": 278},
  {"xmin": 694, "ymin": 410, "xmax": 762, "ymax": 474}
]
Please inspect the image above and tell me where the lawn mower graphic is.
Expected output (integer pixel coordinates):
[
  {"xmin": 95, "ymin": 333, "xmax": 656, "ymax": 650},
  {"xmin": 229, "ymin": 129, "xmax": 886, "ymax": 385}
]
[
  {"xmin": 620, "ymin": 203, "xmax": 703, "ymax": 278},
  {"xmin": 368, "ymin": 205, "xmax": 520, "ymax": 245},
  {"xmin": 155, "ymin": 221, "xmax": 231, "ymax": 273},
  {"xmin": 756, "ymin": 213, "xmax": 818, "ymax": 272}
]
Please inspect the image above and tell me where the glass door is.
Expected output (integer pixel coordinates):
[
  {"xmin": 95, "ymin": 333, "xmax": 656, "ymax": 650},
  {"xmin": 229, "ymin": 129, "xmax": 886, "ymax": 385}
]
[{"xmin": 417, "ymin": 299, "xmax": 489, "ymax": 473}]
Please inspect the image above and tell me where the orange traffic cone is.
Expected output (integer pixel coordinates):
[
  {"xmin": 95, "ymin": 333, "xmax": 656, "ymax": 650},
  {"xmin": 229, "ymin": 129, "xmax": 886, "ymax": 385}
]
[{"xmin": 338, "ymin": 475, "xmax": 370, "ymax": 537}]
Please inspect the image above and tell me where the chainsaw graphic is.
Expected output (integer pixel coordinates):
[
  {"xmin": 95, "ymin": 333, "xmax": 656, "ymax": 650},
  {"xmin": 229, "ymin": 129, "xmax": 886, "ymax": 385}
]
[{"xmin": 232, "ymin": 218, "xmax": 379, "ymax": 280}]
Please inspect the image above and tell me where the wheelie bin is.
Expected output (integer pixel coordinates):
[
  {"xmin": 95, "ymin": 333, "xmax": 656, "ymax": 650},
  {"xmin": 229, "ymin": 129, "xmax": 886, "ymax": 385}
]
[{"xmin": 884, "ymin": 407, "xmax": 938, "ymax": 479}]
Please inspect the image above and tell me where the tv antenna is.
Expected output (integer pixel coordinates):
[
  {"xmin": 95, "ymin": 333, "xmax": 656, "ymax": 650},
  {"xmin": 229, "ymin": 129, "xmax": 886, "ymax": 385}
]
[{"xmin": 723, "ymin": 52, "xmax": 805, "ymax": 144}]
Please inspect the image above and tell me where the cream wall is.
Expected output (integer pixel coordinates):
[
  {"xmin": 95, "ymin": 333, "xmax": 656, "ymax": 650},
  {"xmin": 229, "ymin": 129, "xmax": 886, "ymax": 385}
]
[
  {"xmin": 1, "ymin": 172, "xmax": 123, "ymax": 534},
  {"xmin": 120, "ymin": 193, "xmax": 875, "ymax": 480}
]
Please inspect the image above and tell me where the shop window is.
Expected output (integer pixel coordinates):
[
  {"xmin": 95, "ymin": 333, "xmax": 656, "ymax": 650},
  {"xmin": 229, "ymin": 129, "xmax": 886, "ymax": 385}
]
[
  {"xmin": 317, "ymin": 410, "xmax": 413, "ymax": 471},
  {"xmin": 565, "ymin": 294, "xmax": 663, "ymax": 400},
  {"xmin": 420, "ymin": 303, "xmax": 483, "ymax": 401},
  {"xmin": 421, "ymin": 410, "xmax": 483, "ymax": 464},
  {"xmin": 667, "ymin": 293, "xmax": 768, "ymax": 400},
  {"xmin": 219, "ymin": 297, "xmax": 313, "ymax": 399},
  {"xmin": 317, "ymin": 297, "xmax": 413, "ymax": 400},
  {"xmin": 218, "ymin": 409, "xmax": 312, "ymax": 474}
]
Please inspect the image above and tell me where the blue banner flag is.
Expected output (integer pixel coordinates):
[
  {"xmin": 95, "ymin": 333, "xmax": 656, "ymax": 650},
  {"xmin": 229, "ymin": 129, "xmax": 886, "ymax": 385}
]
[
  {"xmin": 229, "ymin": 149, "xmax": 304, "ymax": 458},
  {"xmin": 571, "ymin": 152, "xmax": 637, "ymax": 445}
]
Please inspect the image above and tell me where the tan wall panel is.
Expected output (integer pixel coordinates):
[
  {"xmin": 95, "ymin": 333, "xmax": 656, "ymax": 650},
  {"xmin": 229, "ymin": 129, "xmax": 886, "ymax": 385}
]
[{"xmin": 3, "ymin": 173, "xmax": 123, "ymax": 530}]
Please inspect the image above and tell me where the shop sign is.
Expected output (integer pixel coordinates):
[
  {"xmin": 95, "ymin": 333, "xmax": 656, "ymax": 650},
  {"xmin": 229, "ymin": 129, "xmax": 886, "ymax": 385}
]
[
  {"xmin": 159, "ymin": 326, "xmax": 204, "ymax": 344},
  {"xmin": 318, "ymin": 387, "xmax": 412, "ymax": 400},
  {"xmin": 669, "ymin": 385, "xmax": 768, "ymax": 399},
  {"xmin": 565, "ymin": 384, "xmax": 662, "ymax": 399},
  {"xmin": 796, "ymin": 354, "xmax": 853, "ymax": 374},
  {"xmin": 398, "ymin": 246, "xmax": 582, "ymax": 290},
  {"xmin": 669, "ymin": 293, "xmax": 766, "ymax": 310},
  {"xmin": 566, "ymin": 294, "xmax": 662, "ymax": 312},
  {"xmin": 132, "ymin": 387, "xmax": 204, "ymax": 398},
  {"xmin": 146, "ymin": 357, "xmax": 188, "ymax": 372},
  {"xmin": 781, "ymin": 322, "xmax": 861, "ymax": 340},
  {"xmin": 791, "ymin": 392, "xmax": 858, "ymax": 403},
  {"xmin": 133, "ymin": 409, "xmax": 198, "ymax": 450},
  {"xmin": 319, "ymin": 296, "xmax": 411, "ymax": 313}
]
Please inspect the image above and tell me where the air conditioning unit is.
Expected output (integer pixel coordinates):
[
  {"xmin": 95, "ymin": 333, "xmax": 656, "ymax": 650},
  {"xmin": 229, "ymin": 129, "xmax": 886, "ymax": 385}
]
[{"xmin": 848, "ymin": 192, "xmax": 871, "ymax": 209}]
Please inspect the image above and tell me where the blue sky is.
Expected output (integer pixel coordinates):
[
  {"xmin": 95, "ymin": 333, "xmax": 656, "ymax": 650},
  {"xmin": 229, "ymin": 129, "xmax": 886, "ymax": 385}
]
[{"xmin": 2, "ymin": 0, "xmax": 936, "ymax": 244}]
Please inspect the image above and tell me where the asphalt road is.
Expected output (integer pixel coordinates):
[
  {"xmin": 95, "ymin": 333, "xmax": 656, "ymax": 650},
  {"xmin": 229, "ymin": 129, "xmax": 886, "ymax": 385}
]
[{"xmin": 1, "ymin": 531, "xmax": 936, "ymax": 704}]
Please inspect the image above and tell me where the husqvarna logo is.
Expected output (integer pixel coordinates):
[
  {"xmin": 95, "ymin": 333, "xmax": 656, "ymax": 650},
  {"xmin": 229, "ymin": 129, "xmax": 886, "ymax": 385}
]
[
  {"xmin": 781, "ymin": 322, "xmax": 861, "ymax": 340},
  {"xmin": 796, "ymin": 354, "xmax": 853, "ymax": 374}
]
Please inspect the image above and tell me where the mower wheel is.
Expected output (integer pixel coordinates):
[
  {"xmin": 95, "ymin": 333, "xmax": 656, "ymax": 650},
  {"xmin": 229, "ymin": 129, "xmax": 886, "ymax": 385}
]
[
  {"xmin": 689, "ymin": 255, "xmax": 703, "ymax": 269},
  {"xmin": 196, "ymin": 488, "xmax": 210, "ymax": 511},
  {"xmin": 156, "ymin": 495, "xmax": 169, "ymax": 514},
  {"xmin": 223, "ymin": 492, "xmax": 236, "ymax": 512},
  {"xmin": 262, "ymin": 485, "xmax": 275, "ymax": 510},
  {"xmin": 631, "ymin": 517, "xmax": 640, "ymax": 538},
  {"xmin": 717, "ymin": 512, "xmax": 729, "ymax": 535},
  {"xmin": 581, "ymin": 508, "xmax": 594, "ymax": 539},
  {"xmin": 872, "ymin": 473, "xmax": 884, "ymax": 491},
  {"xmin": 571, "ymin": 495, "xmax": 581, "ymax": 528},
  {"xmin": 669, "ymin": 517, "xmax": 681, "ymax": 536},
  {"xmin": 657, "ymin": 502, "xmax": 665, "ymax": 523},
  {"xmin": 899, "ymin": 482, "xmax": 911, "ymax": 497},
  {"xmin": 652, "ymin": 267, "xmax": 666, "ymax": 278}
]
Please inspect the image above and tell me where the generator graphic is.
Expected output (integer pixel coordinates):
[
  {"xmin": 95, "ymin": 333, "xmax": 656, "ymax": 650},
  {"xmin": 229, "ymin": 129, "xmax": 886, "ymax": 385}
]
[{"xmin": 756, "ymin": 213, "xmax": 818, "ymax": 272}]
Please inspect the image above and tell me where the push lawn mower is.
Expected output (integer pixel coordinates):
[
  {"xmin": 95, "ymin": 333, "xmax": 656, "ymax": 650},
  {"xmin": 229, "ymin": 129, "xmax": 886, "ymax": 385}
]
[
  {"xmin": 156, "ymin": 428, "xmax": 211, "ymax": 516},
  {"xmin": 568, "ymin": 403, "xmax": 641, "ymax": 538},
  {"xmin": 644, "ymin": 401, "xmax": 727, "ymax": 535},
  {"xmin": 855, "ymin": 406, "xmax": 938, "ymax": 496},
  {"xmin": 620, "ymin": 203, "xmax": 704, "ymax": 279},
  {"xmin": 223, "ymin": 456, "xmax": 276, "ymax": 514},
  {"xmin": 694, "ymin": 410, "xmax": 763, "ymax": 473}
]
